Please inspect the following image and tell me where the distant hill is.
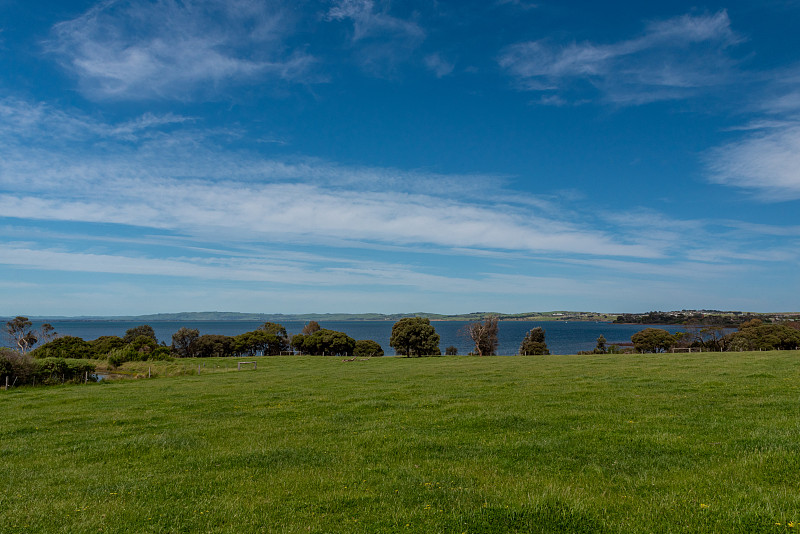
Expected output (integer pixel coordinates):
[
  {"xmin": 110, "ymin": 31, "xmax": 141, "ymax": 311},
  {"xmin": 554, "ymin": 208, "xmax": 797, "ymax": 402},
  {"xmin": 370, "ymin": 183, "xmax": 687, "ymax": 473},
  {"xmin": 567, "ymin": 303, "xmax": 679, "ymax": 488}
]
[{"xmin": 7, "ymin": 311, "xmax": 619, "ymax": 322}]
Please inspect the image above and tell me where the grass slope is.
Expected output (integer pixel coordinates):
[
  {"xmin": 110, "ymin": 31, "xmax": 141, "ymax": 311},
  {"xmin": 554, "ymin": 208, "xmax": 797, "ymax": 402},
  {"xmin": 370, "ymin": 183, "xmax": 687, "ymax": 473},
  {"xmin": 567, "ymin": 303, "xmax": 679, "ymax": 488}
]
[{"xmin": 2, "ymin": 352, "xmax": 800, "ymax": 533}]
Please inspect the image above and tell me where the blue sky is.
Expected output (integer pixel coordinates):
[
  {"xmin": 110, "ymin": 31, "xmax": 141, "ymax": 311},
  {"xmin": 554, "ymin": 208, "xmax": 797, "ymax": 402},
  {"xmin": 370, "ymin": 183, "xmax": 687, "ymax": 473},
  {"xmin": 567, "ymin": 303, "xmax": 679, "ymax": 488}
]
[{"xmin": 1, "ymin": 0, "xmax": 799, "ymax": 316}]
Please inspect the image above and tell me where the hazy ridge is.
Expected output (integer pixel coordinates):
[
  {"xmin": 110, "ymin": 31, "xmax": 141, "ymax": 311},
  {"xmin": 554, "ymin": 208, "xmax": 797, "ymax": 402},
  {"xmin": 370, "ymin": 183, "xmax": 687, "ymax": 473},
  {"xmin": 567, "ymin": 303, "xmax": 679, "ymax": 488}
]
[{"xmin": 7, "ymin": 311, "xmax": 617, "ymax": 322}]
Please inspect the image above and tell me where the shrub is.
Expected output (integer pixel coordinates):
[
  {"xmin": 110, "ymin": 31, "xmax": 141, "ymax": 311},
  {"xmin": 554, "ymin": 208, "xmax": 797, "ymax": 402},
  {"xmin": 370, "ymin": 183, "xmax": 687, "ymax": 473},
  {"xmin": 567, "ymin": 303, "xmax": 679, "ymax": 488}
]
[
  {"xmin": 354, "ymin": 339, "xmax": 384, "ymax": 357},
  {"xmin": 148, "ymin": 347, "xmax": 174, "ymax": 361},
  {"xmin": 33, "ymin": 358, "xmax": 96, "ymax": 384},
  {"xmin": 32, "ymin": 336, "xmax": 94, "ymax": 359},
  {"xmin": 89, "ymin": 336, "xmax": 126, "ymax": 358},
  {"xmin": 129, "ymin": 335, "xmax": 158, "ymax": 354},
  {"xmin": 107, "ymin": 346, "xmax": 141, "ymax": 368},
  {"xmin": 107, "ymin": 345, "xmax": 173, "ymax": 367},
  {"xmin": 0, "ymin": 348, "xmax": 36, "ymax": 385}
]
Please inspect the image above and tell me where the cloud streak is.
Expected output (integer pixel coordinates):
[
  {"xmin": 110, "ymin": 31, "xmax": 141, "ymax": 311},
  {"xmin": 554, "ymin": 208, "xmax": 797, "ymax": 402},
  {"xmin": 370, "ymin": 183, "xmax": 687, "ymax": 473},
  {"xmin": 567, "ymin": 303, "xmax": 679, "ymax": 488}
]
[
  {"xmin": 47, "ymin": 0, "xmax": 318, "ymax": 100},
  {"xmin": 326, "ymin": 0, "xmax": 424, "ymax": 73},
  {"xmin": 498, "ymin": 11, "xmax": 741, "ymax": 104},
  {"xmin": 707, "ymin": 120, "xmax": 800, "ymax": 200},
  {"xmin": 0, "ymin": 96, "xmax": 660, "ymax": 259},
  {"xmin": 1, "ymin": 94, "xmax": 794, "ymax": 314}
]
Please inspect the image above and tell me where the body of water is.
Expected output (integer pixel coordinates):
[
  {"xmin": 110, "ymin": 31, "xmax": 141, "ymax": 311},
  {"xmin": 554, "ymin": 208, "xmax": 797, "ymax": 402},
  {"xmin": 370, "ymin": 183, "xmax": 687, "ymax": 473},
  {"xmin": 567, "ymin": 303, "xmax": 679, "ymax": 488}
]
[{"xmin": 20, "ymin": 320, "xmax": 692, "ymax": 355}]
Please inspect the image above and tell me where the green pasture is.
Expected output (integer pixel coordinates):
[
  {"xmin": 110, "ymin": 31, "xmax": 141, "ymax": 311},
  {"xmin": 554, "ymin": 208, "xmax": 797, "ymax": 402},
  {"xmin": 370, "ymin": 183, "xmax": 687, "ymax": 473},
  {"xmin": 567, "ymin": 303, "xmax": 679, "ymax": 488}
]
[{"xmin": 2, "ymin": 352, "xmax": 800, "ymax": 533}]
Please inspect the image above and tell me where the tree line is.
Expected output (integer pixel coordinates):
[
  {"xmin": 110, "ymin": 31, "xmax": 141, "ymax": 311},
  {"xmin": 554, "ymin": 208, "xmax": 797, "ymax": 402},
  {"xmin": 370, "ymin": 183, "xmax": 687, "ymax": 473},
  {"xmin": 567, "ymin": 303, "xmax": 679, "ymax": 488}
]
[
  {"xmin": 11, "ymin": 312, "xmax": 797, "ymax": 388},
  {"xmin": 2, "ymin": 315, "xmax": 556, "ymax": 387},
  {"xmin": 613, "ymin": 311, "xmax": 768, "ymax": 326},
  {"xmin": 622, "ymin": 320, "xmax": 800, "ymax": 353}
]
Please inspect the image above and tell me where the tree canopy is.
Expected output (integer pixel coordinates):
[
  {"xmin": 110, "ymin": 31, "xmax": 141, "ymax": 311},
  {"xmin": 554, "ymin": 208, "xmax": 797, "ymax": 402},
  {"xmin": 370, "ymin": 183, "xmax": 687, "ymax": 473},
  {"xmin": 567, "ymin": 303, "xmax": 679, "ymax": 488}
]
[
  {"xmin": 389, "ymin": 317, "xmax": 441, "ymax": 357},
  {"xmin": 631, "ymin": 328, "xmax": 678, "ymax": 353},
  {"xmin": 123, "ymin": 325, "xmax": 157, "ymax": 344},
  {"xmin": 233, "ymin": 330, "xmax": 286, "ymax": 357},
  {"xmin": 353, "ymin": 339, "xmax": 383, "ymax": 357},
  {"xmin": 193, "ymin": 334, "xmax": 235, "ymax": 358},
  {"xmin": 32, "ymin": 336, "xmax": 94, "ymax": 359},
  {"xmin": 520, "ymin": 327, "xmax": 549, "ymax": 355},
  {"xmin": 294, "ymin": 329, "xmax": 356, "ymax": 356},
  {"xmin": 172, "ymin": 327, "xmax": 200, "ymax": 358},
  {"xmin": 726, "ymin": 324, "xmax": 800, "ymax": 351}
]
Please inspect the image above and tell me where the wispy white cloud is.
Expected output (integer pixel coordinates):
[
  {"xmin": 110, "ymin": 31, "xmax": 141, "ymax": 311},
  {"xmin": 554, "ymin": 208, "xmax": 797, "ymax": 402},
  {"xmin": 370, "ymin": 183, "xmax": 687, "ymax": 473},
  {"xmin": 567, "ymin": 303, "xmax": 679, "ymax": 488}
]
[
  {"xmin": 0, "ymin": 96, "xmax": 659, "ymax": 260},
  {"xmin": 328, "ymin": 0, "xmax": 423, "ymax": 42},
  {"xmin": 47, "ymin": 0, "xmax": 318, "ymax": 100},
  {"xmin": 424, "ymin": 53, "xmax": 454, "ymax": 78},
  {"xmin": 498, "ymin": 10, "xmax": 741, "ymax": 105},
  {"xmin": 0, "ymin": 183, "xmax": 656, "ymax": 258},
  {"xmin": 494, "ymin": 0, "xmax": 538, "ymax": 10},
  {"xmin": 1, "ymin": 94, "xmax": 794, "ymax": 314},
  {"xmin": 326, "ymin": 0, "xmax": 424, "ymax": 73},
  {"xmin": 707, "ymin": 120, "xmax": 800, "ymax": 200},
  {"xmin": 0, "ymin": 242, "xmax": 457, "ymax": 289},
  {"xmin": 753, "ymin": 64, "xmax": 800, "ymax": 114}
]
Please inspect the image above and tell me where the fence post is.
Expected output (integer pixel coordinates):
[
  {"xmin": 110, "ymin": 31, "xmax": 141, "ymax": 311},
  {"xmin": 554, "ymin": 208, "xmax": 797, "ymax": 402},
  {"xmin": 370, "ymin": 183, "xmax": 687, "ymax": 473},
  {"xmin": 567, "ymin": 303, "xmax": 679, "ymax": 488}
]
[{"xmin": 5, "ymin": 376, "xmax": 8, "ymax": 390}]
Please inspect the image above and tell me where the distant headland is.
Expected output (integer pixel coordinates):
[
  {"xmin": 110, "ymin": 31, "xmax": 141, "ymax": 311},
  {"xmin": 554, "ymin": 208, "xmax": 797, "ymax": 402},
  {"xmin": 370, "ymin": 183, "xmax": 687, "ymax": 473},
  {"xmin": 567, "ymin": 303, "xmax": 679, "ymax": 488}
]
[{"xmin": 7, "ymin": 310, "xmax": 799, "ymax": 325}]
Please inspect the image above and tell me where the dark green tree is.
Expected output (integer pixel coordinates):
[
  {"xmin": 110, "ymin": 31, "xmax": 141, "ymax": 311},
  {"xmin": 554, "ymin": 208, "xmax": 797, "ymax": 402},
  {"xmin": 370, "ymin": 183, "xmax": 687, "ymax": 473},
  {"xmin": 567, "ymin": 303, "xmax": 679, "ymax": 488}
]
[
  {"xmin": 89, "ymin": 336, "xmax": 126, "ymax": 358},
  {"xmin": 301, "ymin": 329, "xmax": 356, "ymax": 356},
  {"xmin": 172, "ymin": 327, "xmax": 200, "ymax": 358},
  {"xmin": 258, "ymin": 322, "xmax": 289, "ymax": 354},
  {"xmin": 233, "ymin": 330, "xmax": 286, "ymax": 357},
  {"xmin": 32, "ymin": 336, "xmax": 94, "ymax": 359},
  {"xmin": 594, "ymin": 335, "xmax": 607, "ymax": 354},
  {"xmin": 445, "ymin": 345, "xmax": 459, "ymax": 355},
  {"xmin": 631, "ymin": 328, "xmax": 678, "ymax": 353},
  {"xmin": 123, "ymin": 325, "xmax": 157, "ymax": 344},
  {"xmin": 520, "ymin": 327, "xmax": 549, "ymax": 355},
  {"xmin": 194, "ymin": 335, "xmax": 235, "ymax": 358},
  {"xmin": 354, "ymin": 339, "xmax": 383, "ymax": 357},
  {"xmin": 389, "ymin": 317, "xmax": 441, "ymax": 357},
  {"xmin": 725, "ymin": 324, "xmax": 800, "ymax": 351},
  {"xmin": 129, "ymin": 335, "xmax": 158, "ymax": 354},
  {"xmin": 290, "ymin": 333, "xmax": 307, "ymax": 354}
]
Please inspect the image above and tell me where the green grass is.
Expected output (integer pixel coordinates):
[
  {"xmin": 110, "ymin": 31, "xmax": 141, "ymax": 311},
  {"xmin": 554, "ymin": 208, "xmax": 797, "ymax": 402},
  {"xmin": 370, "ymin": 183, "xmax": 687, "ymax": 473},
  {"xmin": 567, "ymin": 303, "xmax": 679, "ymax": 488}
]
[{"xmin": 2, "ymin": 352, "xmax": 800, "ymax": 533}]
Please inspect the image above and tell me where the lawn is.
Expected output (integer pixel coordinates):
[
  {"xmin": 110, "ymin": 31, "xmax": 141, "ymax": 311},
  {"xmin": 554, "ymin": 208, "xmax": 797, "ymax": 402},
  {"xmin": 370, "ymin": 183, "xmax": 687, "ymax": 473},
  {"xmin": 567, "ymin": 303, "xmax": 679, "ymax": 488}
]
[{"xmin": 2, "ymin": 352, "xmax": 800, "ymax": 533}]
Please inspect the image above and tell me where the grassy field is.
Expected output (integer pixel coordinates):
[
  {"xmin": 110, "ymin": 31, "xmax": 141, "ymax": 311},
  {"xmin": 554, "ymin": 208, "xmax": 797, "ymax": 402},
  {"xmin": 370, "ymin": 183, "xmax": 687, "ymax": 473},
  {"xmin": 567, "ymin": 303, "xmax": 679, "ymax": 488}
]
[{"xmin": 2, "ymin": 352, "xmax": 800, "ymax": 533}]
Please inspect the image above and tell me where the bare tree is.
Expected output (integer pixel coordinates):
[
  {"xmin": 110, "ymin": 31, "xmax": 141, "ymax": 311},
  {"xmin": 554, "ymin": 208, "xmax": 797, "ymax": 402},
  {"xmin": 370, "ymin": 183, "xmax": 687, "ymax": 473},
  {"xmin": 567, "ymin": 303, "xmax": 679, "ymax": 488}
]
[
  {"xmin": 5, "ymin": 316, "xmax": 37, "ymax": 354},
  {"xmin": 466, "ymin": 316, "xmax": 499, "ymax": 356},
  {"xmin": 40, "ymin": 323, "xmax": 57, "ymax": 344},
  {"xmin": 301, "ymin": 321, "xmax": 321, "ymax": 335}
]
